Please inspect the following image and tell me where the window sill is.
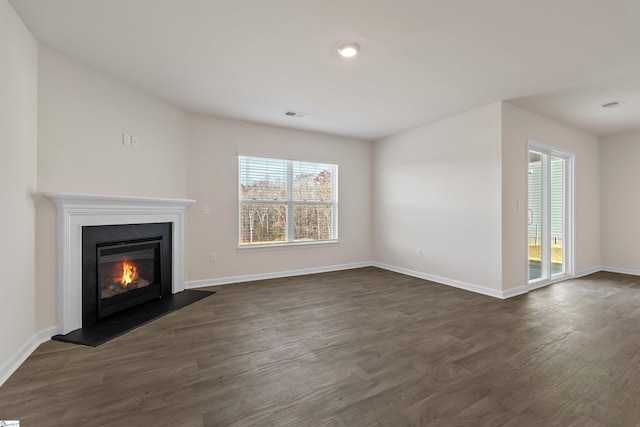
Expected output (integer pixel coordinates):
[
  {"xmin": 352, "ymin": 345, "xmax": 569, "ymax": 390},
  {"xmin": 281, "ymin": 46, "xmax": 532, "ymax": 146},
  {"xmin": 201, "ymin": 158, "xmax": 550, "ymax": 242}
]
[{"xmin": 237, "ymin": 240, "xmax": 339, "ymax": 252}]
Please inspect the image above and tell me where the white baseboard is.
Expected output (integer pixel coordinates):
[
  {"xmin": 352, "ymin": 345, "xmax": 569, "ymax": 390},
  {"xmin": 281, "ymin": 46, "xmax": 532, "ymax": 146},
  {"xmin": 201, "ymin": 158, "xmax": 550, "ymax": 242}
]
[
  {"xmin": 0, "ymin": 326, "xmax": 57, "ymax": 388},
  {"xmin": 185, "ymin": 261, "xmax": 374, "ymax": 289},
  {"xmin": 372, "ymin": 262, "xmax": 511, "ymax": 299},
  {"xmin": 568, "ymin": 265, "xmax": 640, "ymax": 278},
  {"xmin": 188, "ymin": 260, "xmax": 543, "ymax": 300},
  {"xmin": 575, "ymin": 266, "xmax": 603, "ymax": 278},
  {"xmin": 502, "ymin": 286, "xmax": 529, "ymax": 298},
  {"xmin": 573, "ymin": 265, "xmax": 640, "ymax": 278},
  {"xmin": 601, "ymin": 266, "xmax": 640, "ymax": 276}
]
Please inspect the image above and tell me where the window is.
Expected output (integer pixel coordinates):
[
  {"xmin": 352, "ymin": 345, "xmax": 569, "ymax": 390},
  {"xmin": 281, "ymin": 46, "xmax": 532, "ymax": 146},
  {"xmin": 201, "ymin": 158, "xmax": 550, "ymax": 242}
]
[{"xmin": 239, "ymin": 155, "xmax": 338, "ymax": 246}]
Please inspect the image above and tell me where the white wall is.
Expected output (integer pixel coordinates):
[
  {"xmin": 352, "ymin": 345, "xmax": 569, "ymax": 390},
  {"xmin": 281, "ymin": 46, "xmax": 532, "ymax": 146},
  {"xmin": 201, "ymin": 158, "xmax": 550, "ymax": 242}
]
[
  {"xmin": 186, "ymin": 115, "xmax": 372, "ymax": 283},
  {"xmin": 0, "ymin": 0, "xmax": 38, "ymax": 370},
  {"xmin": 501, "ymin": 102, "xmax": 601, "ymax": 290},
  {"xmin": 36, "ymin": 47, "xmax": 190, "ymax": 329},
  {"xmin": 600, "ymin": 130, "xmax": 640, "ymax": 271},
  {"xmin": 372, "ymin": 103, "xmax": 503, "ymax": 293},
  {"xmin": 37, "ymin": 47, "xmax": 189, "ymax": 197}
]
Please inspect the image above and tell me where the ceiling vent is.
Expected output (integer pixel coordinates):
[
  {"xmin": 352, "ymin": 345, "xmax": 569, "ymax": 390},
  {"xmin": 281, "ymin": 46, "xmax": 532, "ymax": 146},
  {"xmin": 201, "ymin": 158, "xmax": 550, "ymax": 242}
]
[
  {"xmin": 283, "ymin": 110, "xmax": 309, "ymax": 118},
  {"xmin": 601, "ymin": 100, "xmax": 627, "ymax": 109}
]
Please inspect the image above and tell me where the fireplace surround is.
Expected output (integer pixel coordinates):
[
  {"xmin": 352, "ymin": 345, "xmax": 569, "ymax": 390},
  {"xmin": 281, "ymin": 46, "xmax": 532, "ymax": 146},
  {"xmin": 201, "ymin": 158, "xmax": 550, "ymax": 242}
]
[{"xmin": 45, "ymin": 193, "xmax": 195, "ymax": 335}]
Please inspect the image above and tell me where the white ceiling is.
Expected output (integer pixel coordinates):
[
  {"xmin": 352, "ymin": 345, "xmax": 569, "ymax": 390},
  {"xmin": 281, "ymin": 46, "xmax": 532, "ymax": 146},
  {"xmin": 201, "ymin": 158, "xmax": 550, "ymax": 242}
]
[{"xmin": 10, "ymin": 0, "xmax": 640, "ymax": 141}]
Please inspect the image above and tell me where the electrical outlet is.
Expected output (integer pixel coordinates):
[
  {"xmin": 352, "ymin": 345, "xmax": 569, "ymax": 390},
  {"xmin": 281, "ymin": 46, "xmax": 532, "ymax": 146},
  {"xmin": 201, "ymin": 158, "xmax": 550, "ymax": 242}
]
[
  {"xmin": 131, "ymin": 136, "xmax": 140, "ymax": 148},
  {"xmin": 123, "ymin": 133, "xmax": 131, "ymax": 146},
  {"xmin": 209, "ymin": 252, "xmax": 217, "ymax": 263}
]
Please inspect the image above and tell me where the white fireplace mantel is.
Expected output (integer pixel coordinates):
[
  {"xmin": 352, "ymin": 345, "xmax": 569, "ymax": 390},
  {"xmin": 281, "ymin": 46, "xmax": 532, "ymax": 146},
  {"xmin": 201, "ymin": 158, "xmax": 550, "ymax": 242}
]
[{"xmin": 44, "ymin": 193, "xmax": 195, "ymax": 334}]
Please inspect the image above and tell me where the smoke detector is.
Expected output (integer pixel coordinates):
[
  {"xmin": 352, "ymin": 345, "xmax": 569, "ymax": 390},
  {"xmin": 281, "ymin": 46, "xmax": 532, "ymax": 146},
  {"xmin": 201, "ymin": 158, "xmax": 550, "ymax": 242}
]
[
  {"xmin": 283, "ymin": 110, "xmax": 309, "ymax": 118},
  {"xmin": 601, "ymin": 100, "xmax": 627, "ymax": 109}
]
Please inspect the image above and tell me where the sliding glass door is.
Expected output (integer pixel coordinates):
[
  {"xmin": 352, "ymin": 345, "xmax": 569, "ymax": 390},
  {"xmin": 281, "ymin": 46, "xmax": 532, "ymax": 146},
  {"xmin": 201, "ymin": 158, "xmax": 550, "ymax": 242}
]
[{"xmin": 528, "ymin": 142, "xmax": 573, "ymax": 285}]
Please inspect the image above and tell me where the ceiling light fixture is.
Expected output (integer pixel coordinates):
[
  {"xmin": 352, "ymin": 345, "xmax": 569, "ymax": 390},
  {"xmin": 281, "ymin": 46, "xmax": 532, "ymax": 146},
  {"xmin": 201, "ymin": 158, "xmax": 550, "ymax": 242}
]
[{"xmin": 338, "ymin": 43, "xmax": 360, "ymax": 58}]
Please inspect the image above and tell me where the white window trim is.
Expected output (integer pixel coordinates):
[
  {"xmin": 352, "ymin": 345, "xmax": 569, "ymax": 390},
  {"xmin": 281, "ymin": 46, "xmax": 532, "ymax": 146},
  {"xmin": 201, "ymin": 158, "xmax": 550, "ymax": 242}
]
[{"xmin": 238, "ymin": 155, "xmax": 339, "ymax": 248}]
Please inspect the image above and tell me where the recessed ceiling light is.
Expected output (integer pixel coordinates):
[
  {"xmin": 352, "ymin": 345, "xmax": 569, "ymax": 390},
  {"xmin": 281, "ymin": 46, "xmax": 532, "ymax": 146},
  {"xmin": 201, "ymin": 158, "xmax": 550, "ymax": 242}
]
[{"xmin": 338, "ymin": 43, "xmax": 360, "ymax": 58}]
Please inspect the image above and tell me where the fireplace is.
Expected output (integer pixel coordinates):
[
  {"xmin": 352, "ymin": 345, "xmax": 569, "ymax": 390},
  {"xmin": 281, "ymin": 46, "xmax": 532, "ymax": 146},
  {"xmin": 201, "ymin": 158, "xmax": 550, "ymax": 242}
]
[
  {"xmin": 82, "ymin": 222, "xmax": 172, "ymax": 327},
  {"xmin": 44, "ymin": 193, "xmax": 196, "ymax": 336},
  {"xmin": 46, "ymin": 194, "xmax": 213, "ymax": 346},
  {"xmin": 97, "ymin": 238, "xmax": 162, "ymax": 318}
]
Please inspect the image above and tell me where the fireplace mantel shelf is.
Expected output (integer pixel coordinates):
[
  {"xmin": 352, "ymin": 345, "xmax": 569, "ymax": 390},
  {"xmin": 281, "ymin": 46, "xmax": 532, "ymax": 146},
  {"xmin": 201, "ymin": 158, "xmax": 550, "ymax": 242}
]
[
  {"xmin": 44, "ymin": 192, "xmax": 195, "ymax": 334},
  {"xmin": 44, "ymin": 192, "xmax": 195, "ymax": 208}
]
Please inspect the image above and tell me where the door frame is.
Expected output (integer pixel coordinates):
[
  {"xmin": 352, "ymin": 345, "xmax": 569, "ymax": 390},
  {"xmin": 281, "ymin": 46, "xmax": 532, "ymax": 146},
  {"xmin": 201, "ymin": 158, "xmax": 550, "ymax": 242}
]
[{"xmin": 527, "ymin": 140, "xmax": 575, "ymax": 290}]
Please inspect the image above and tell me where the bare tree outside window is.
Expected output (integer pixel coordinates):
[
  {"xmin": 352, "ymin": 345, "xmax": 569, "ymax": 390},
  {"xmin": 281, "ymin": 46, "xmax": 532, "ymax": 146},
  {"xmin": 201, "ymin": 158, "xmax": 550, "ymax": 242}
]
[{"xmin": 239, "ymin": 156, "xmax": 338, "ymax": 246}]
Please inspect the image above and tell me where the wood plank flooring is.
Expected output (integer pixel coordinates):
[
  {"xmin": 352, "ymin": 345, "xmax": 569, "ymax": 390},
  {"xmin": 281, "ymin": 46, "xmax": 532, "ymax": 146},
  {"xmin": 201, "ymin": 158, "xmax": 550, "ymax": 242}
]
[{"xmin": 2, "ymin": 267, "xmax": 640, "ymax": 426}]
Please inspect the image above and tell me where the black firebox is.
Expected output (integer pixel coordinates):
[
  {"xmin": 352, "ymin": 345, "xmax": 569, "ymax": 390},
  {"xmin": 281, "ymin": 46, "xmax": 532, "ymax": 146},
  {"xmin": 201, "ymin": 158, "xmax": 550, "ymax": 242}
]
[
  {"xmin": 97, "ymin": 238, "xmax": 162, "ymax": 318},
  {"xmin": 82, "ymin": 223, "xmax": 173, "ymax": 327}
]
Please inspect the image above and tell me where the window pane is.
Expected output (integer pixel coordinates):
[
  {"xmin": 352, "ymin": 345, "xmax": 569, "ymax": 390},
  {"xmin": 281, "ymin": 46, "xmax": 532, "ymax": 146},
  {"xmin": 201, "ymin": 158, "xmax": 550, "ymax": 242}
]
[
  {"xmin": 528, "ymin": 151, "xmax": 542, "ymax": 281},
  {"xmin": 293, "ymin": 161, "xmax": 333, "ymax": 201},
  {"xmin": 294, "ymin": 204, "xmax": 332, "ymax": 241},
  {"xmin": 240, "ymin": 203, "xmax": 286, "ymax": 244},
  {"xmin": 240, "ymin": 156, "xmax": 287, "ymax": 200},
  {"xmin": 550, "ymin": 157, "xmax": 564, "ymax": 275}
]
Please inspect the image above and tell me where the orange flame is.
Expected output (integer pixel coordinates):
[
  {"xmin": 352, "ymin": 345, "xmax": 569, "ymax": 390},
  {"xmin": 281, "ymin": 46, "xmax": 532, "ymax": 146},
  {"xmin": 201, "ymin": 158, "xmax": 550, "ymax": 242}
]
[{"xmin": 120, "ymin": 260, "xmax": 138, "ymax": 287}]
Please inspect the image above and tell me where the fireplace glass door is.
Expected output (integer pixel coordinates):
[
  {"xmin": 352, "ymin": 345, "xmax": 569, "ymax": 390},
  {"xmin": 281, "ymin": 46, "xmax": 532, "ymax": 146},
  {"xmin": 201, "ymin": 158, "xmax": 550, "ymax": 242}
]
[{"xmin": 97, "ymin": 238, "xmax": 162, "ymax": 318}]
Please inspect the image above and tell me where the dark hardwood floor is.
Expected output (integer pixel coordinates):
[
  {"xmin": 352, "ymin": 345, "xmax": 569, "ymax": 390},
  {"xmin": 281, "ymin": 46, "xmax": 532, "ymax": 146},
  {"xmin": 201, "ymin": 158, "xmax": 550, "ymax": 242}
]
[{"xmin": 1, "ymin": 267, "xmax": 640, "ymax": 426}]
